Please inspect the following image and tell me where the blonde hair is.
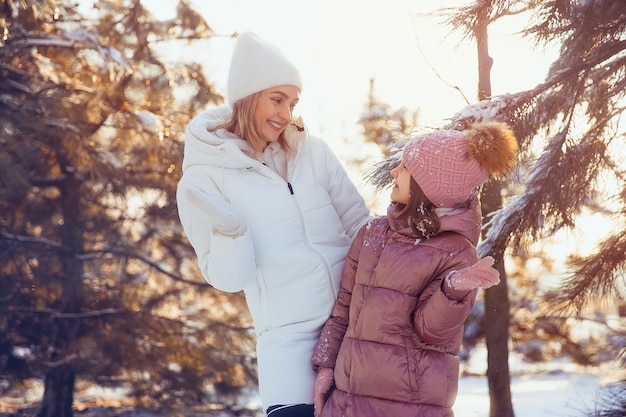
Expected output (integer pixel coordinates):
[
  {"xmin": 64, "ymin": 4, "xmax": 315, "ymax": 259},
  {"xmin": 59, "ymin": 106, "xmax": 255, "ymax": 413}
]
[{"xmin": 218, "ymin": 92, "xmax": 292, "ymax": 154}]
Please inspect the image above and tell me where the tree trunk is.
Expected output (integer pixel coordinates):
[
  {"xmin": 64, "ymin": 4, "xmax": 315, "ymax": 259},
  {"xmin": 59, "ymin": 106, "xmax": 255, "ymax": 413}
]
[
  {"xmin": 38, "ymin": 169, "xmax": 84, "ymax": 417},
  {"xmin": 38, "ymin": 365, "xmax": 76, "ymax": 417},
  {"xmin": 481, "ymin": 181, "xmax": 514, "ymax": 417},
  {"xmin": 474, "ymin": 9, "xmax": 515, "ymax": 417}
]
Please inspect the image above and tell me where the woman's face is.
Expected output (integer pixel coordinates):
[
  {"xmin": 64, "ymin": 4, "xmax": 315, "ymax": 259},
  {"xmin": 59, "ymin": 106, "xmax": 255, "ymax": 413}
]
[
  {"xmin": 390, "ymin": 161, "xmax": 412, "ymax": 204},
  {"xmin": 254, "ymin": 85, "xmax": 300, "ymax": 143}
]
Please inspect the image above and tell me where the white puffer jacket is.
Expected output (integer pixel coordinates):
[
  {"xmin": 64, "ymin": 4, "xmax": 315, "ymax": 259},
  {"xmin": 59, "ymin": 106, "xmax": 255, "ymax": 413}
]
[{"xmin": 176, "ymin": 106, "xmax": 371, "ymax": 409}]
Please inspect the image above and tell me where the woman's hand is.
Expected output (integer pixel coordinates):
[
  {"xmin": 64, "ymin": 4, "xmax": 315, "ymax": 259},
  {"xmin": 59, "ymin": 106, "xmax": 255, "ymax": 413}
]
[{"xmin": 186, "ymin": 187, "xmax": 246, "ymax": 237}]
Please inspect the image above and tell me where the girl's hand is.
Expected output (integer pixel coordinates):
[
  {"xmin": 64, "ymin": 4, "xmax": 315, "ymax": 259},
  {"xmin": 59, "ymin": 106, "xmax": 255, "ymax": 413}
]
[
  {"xmin": 314, "ymin": 367, "xmax": 334, "ymax": 417},
  {"xmin": 446, "ymin": 256, "xmax": 500, "ymax": 291}
]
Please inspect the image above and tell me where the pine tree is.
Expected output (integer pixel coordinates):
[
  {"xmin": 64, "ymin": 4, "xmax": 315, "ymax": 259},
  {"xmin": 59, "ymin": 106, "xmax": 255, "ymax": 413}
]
[{"xmin": 0, "ymin": 1, "xmax": 256, "ymax": 415}]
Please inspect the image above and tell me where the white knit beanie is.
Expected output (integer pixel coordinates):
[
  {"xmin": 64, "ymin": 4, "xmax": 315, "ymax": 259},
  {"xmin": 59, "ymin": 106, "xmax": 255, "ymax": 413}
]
[{"xmin": 227, "ymin": 32, "xmax": 302, "ymax": 106}]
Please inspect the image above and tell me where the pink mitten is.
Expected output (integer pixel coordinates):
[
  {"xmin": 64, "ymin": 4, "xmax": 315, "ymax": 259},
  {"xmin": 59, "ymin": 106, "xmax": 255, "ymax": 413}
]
[
  {"xmin": 314, "ymin": 367, "xmax": 334, "ymax": 417},
  {"xmin": 446, "ymin": 256, "xmax": 500, "ymax": 291}
]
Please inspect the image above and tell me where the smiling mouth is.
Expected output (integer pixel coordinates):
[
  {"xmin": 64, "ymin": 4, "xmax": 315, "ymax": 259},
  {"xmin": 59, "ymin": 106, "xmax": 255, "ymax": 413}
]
[{"xmin": 268, "ymin": 120, "xmax": 283, "ymax": 130}]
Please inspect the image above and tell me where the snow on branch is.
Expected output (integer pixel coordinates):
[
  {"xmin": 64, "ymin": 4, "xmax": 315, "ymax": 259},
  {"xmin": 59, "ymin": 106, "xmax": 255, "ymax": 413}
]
[
  {"xmin": 478, "ymin": 129, "xmax": 568, "ymax": 256},
  {"xmin": 365, "ymin": 93, "xmax": 525, "ymax": 190},
  {"xmin": 12, "ymin": 29, "xmax": 128, "ymax": 78},
  {"xmin": 16, "ymin": 29, "xmax": 126, "ymax": 63}
]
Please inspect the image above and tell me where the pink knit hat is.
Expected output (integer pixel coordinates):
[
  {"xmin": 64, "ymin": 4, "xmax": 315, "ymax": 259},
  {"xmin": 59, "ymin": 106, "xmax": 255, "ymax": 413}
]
[{"xmin": 402, "ymin": 122, "xmax": 518, "ymax": 208}]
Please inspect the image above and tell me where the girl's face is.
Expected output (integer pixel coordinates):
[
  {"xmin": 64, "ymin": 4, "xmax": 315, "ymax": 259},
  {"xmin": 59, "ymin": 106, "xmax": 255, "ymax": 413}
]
[
  {"xmin": 390, "ymin": 162, "xmax": 412, "ymax": 204},
  {"xmin": 254, "ymin": 85, "xmax": 300, "ymax": 143}
]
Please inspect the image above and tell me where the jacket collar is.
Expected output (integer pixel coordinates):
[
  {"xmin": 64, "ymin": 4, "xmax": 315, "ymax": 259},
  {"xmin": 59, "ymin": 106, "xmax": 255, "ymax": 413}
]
[{"xmin": 385, "ymin": 193, "xmax": 481, "ymax": 245}]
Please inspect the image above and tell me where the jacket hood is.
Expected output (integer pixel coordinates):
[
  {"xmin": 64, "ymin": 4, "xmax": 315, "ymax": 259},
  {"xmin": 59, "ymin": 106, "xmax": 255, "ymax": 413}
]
[
  {"xmin": 182, "ymin": 105, "xmax": 254, "ymax": 172},
  {"xmin": 386, "ymin": 193, "xmax": 481, "ymax": 245},
  {"xmin": 182, "ymin": 105, "xmax": 308, "ymax": 173}
]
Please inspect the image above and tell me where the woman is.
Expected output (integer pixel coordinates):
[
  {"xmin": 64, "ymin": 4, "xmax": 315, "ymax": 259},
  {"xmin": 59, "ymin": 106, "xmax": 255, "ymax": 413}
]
[
  {"xmin": 312, "ymin": 122, "xmax": 519, "ymax": 417},
  {"xmin": 176, "ymin": 32, "xmax": 371, "ymax": 417}
]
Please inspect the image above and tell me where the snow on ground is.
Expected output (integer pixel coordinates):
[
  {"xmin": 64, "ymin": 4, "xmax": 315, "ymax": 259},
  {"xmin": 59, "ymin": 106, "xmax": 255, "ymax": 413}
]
[
  {"xmin": 457, "ymin": 371, "xmax": 603, "ymax": 417},
  {"xmin": 2, "ymin": 365, "xmax": 622, "ymax": 417},
  {"xmin": 455, "ymin": 343, "xmax": 625, "ymax": 417},
  {"xmin": 2, "ymin": 343, "xmax": 623, "ymax": 417}
]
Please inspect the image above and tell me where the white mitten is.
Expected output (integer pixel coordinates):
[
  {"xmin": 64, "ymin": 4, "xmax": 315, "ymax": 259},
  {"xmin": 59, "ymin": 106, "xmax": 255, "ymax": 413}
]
[
  {"xmin": 314, "ymin": 367, "xmax": 334, "ymax": 417},
  {"xmin": 186, "ymin": 187, "xmax": 246, "ymax": 237},
  {"xmin": 446, "ymin": 256, "xmax": 500, "ymax": 291}
]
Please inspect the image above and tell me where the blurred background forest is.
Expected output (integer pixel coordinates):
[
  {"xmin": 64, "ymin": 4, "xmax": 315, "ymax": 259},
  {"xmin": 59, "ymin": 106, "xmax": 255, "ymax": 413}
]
[{"xmin": 0, "ymin": 1, "xmax": 625, "ymax": 417}]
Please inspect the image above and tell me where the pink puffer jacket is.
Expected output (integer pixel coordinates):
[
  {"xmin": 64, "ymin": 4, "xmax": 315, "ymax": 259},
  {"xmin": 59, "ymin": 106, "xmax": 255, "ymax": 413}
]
[{"xmin": 312, "ymin": 197, "xmax": 482, "ymax": 417}]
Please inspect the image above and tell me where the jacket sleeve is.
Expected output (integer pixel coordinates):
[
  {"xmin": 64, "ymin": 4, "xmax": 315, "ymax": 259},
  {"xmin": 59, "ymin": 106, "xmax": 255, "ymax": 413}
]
[
  {"xmin": 176, "ymin": 172, "xmax": 256, "ymax": 293},
  {"xmin": 412, "ymin": 246, "xmax": 478, "ymax": 351},
  {"xmin": 317, "ymin": 138, "xmax": 371, "ymax": 239},
  {"xmin": 312, "ymin": 224, "xmax": 365, "ymax": 370}
]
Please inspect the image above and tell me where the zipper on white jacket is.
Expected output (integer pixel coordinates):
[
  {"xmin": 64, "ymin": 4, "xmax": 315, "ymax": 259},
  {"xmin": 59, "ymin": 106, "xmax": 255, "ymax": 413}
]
[{"xmin": 260, "ymin": 161, "xmax": 294, "ymax": 195}]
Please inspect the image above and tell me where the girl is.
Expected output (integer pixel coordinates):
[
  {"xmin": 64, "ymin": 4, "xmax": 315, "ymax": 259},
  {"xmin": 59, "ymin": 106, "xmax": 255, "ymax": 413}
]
[
  {"xmin": 311, "ymin": 122, "xmax": 518, "ymax": 417},
  {"xmin": 176, "ymin": 32, "xmax": 371, "ymax": 417}
]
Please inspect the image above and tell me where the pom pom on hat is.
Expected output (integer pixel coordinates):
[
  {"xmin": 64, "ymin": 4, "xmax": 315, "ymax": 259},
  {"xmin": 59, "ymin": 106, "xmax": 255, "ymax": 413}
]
[
  {"xmin": 402, "ymin": 121, "xmax": 518, "ymax": 208},
  {"xmin": 227, "ymin": 32, "xmax": 302, "ymax": 106}
]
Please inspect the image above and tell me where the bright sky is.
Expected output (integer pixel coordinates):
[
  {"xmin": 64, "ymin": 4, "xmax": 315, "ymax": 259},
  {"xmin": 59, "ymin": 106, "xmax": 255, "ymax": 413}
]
[{"xmin": 140, "ymin": 0, "xmax": 557, "ymax": 140}]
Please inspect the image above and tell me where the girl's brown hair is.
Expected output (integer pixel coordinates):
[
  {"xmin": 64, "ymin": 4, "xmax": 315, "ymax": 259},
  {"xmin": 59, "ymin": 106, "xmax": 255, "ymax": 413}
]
[
  {"xmin": 392, "ymin": 177, "xmax": 441, "ymax": 239},
  {"xmin": 218, "ymin": 92, "xmax": 292, "ymax": 154}
]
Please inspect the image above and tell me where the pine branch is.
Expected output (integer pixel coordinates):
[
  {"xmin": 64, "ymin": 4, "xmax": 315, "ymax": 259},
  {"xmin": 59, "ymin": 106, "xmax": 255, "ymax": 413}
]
[
  {"xmin": 1, "ymin": 231, "xmax": 64, "ymax": 250},
  {"xmin": 0, "ymin": 305, "xmax": 123, "ymax": 318},
  {"xmin": 77, "ymin": 248, "xmax": 207, "ymax": 288}
]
